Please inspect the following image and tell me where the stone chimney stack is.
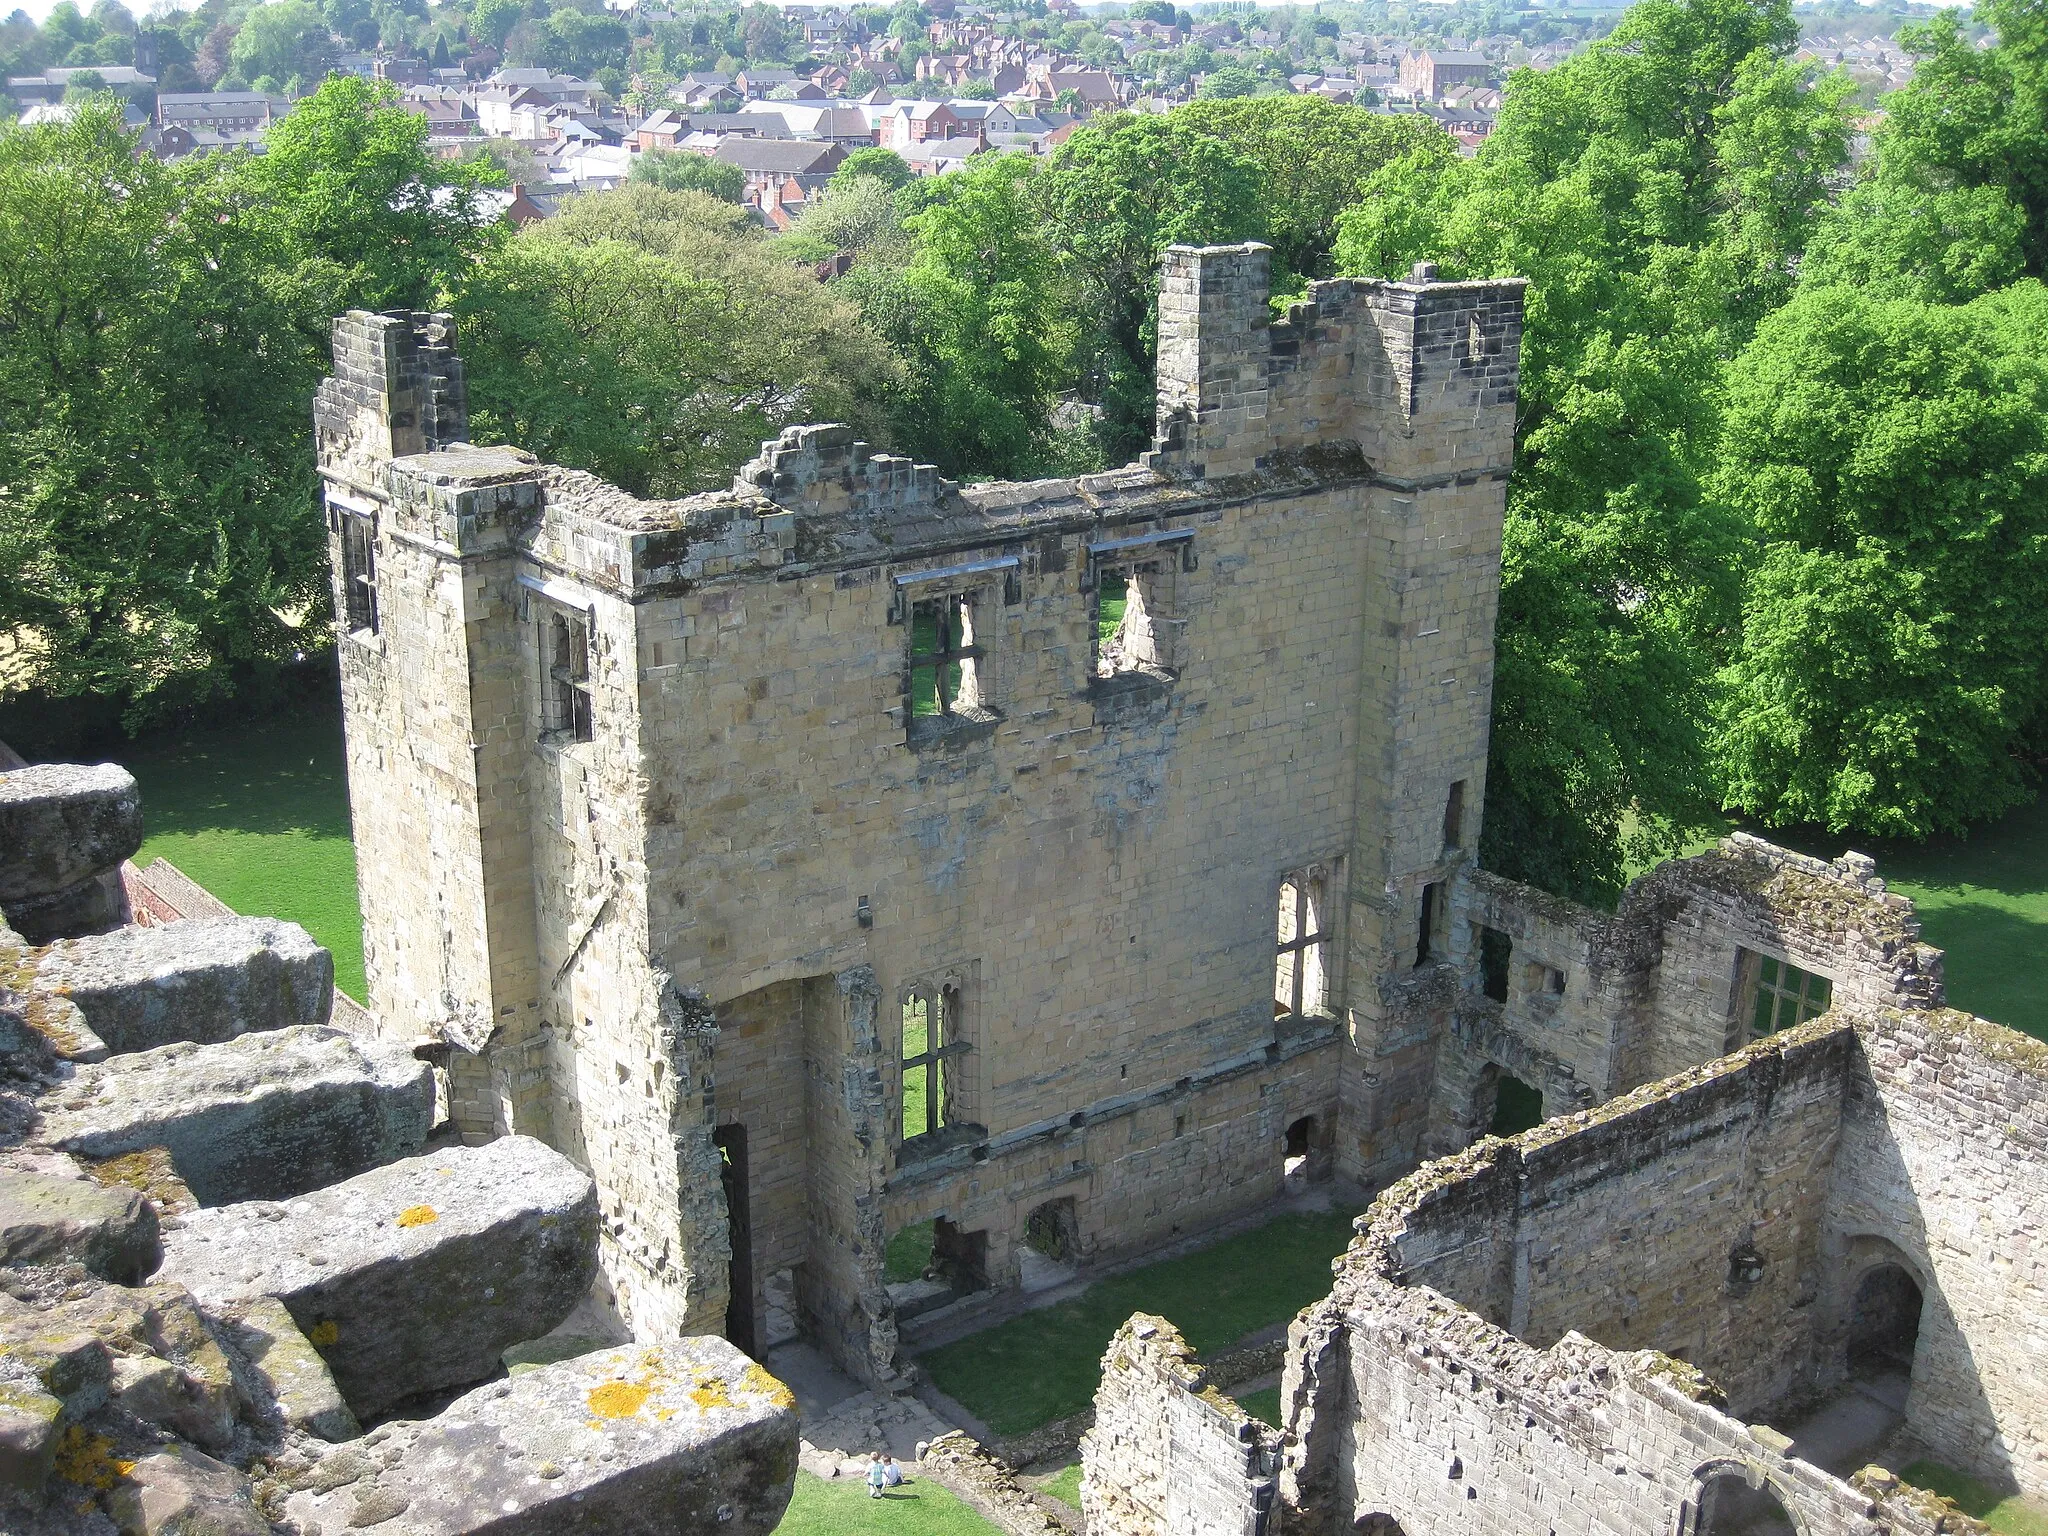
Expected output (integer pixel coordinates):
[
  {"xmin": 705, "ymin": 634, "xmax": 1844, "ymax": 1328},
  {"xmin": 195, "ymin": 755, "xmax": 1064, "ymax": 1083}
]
[
  {"xmin": 313, "ymin": 311, "xmax": 468, "ymax": 477},
  {"xmin": 1145, "ymin": 242, "xmax": 1274, "ymax": 480}
]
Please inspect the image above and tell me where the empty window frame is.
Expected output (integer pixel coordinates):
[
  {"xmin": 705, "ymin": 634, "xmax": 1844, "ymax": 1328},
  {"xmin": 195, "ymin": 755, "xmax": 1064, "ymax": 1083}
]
[
  {"xmin": 1443, "ymin": 780, "xmax": 1467, "ymax": 852},
  {"xmin": 1415, "ymin": 881, "xmax": 1445, "ymax": 968},
  {"xmin": 1275, "ymin": 866, "xmax": 1333, "ymax": 1019},
  {"xmin": 1738, "ymin": 949, "xmax": 1832, "ymax": 1040},
  {"xmin": 1088, "ymin": 530, "xmax": 1191, "ymax": 682},
  {"xmin": 540, "ymin": 603, "xmax": 595, "ymax": 742},
  {"xmin": 908, "ymin": 591, "xmax": 985, "ymax": 720},
  {"xmin": 332, "ymin": 500, "xmax": 379, "ymax": 635},
  {"xmin": 900, "ymin": 984, "xmax": 969, "ymax": 1146}
]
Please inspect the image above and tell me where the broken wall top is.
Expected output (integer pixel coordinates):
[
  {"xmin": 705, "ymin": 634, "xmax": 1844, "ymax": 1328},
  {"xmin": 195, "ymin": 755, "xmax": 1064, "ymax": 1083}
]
[{"xmin": 314, "ymin": 250, "xmax": 1528, "ymax": 604}]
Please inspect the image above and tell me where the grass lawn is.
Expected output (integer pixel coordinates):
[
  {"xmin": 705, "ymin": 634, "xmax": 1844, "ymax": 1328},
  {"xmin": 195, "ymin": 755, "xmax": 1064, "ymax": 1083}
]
[
  {"xmin": 1035, "ymin": 1459, "xmax": 1082, "ymax": 1510},
  {"xmin": 1236, "ymin": 1385, "xmax": 1284, "ymax": 1427},
  {"xmin": 1900, "ymin": 1461, "xmax": 2048, "ymax": 1536},
  {"xmin": 775, "ymin": 1470, "xmax": 1006, "ymax": 1535},
  {"xmin": 916, "ymin": 1207, "xmax": 1354, "ymax": 1438},
  {"xmin": 118, "ymin": 717, "xmax": 365, "ymax": 1001}
]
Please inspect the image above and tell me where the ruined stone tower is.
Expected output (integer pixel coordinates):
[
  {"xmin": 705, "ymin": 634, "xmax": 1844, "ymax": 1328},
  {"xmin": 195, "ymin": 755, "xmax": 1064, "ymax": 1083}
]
[{"xmin": 312, "ymin": 250, "xmax": 1530, "ymax": 1380}]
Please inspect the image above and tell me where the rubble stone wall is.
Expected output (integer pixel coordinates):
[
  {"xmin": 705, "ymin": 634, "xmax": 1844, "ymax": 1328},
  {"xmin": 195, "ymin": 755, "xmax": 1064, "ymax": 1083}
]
[
  {"xmin": 1432, "ymin": 838, "xmax": 1946, "ymax": 1161},
  {"xmin": 1080, "ymin": 1314, "xmax": 1279, "ymax": 1536},
  {"xmin": 1829, "ymin": 1010, "xmax": 2048, "ymax": 1502},
  {"xmin": 1279, "ymin": 1273, "xmax": 1907, "ymax": 1536}
]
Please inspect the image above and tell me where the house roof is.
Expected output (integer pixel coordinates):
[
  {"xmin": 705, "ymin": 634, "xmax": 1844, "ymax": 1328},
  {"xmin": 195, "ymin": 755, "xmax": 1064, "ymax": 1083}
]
[{"xmin": 712, "ymin": 137, "xmax": 844, "ymax": 173}]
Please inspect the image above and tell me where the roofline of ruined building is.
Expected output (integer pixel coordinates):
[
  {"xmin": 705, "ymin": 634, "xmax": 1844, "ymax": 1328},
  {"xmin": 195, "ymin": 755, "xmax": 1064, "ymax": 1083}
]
[{"xmin": 321, "ymin": 434, "xmax": 1514, "ymax": 604}]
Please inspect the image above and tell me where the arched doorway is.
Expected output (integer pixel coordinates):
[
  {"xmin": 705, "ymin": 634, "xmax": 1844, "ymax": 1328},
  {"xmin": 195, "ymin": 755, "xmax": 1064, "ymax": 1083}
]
[
  {"xmin": 1354, "ymin": 1517, "xmax": 1407, "ymax": 1535},
  {"xmin": 1696, "ymin": 1471, "xmax": 1797, "ymax": 1535},
  {"xmin": 1849, "ymin": 1263, "xmax": 1923, "ymax": 1375},
  {"xmin": 1474, "ymin": 1063, "xmax": 1544, "ymax": 1138}
]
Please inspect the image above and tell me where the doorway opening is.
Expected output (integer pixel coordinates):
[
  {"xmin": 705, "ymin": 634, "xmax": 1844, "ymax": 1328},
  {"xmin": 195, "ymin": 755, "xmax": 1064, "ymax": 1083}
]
[
  {"xmin": 1849, "ymin": 1263, "xmax": 1923, "ymax": 1375},
  {"xmin": 1694, "ymin": 1472, "xmax": 1796, "ymax": 1535},
  {"xmin": 1021, "ymin": 1197, "xmax": 1081, "ymax": 1293},
  {"xmin": 713, "ymin": 1124, "xmax": 755, "ymax": 1358}
]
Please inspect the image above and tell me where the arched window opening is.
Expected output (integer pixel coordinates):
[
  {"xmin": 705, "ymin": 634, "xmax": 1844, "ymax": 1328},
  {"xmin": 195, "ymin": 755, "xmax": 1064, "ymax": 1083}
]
[{"xmin": 1696, "ymin": 1472, "xmax": 1797, "ymax": 1536}]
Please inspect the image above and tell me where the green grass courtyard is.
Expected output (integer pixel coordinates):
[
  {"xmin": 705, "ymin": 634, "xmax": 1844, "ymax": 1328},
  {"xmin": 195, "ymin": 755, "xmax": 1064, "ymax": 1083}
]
[
  {"xmin": 914, "ymin": 1207, "xmax": 1355, "ymax": 1437},
  {"xmin": 117, "ymin": 716, "xmax": 365, "ymax": 1000},
  {"xmin": 776, "ymin": 1470, "xmax": 1006, "ymax": 1536}
]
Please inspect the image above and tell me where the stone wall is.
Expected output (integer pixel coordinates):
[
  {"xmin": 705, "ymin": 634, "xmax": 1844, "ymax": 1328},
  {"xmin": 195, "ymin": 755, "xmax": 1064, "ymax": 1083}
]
[
  {"xmin": 1429, "ymin": 835, "xmax": 1945, "ymax": 1157},
  {"xmin": 313, "ymin": 251, "xmax": 1530, "ymax": 1367},
  {"xmin": 1377, "ymin": 1017, "xmax": 1854, "ymax": 1416},
  {"xmin": 1080, "ymin": 1314, "xmax": 1280, "ymax": 1536},
  {"xmin": 1828, "ymin": 1009, "xmax": 2048, "ymax": 1502}
]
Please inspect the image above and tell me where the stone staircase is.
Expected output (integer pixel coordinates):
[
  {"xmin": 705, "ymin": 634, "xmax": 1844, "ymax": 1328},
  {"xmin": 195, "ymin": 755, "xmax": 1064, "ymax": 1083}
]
[{"xmin": 0, "ymin": 761, "xmax": 799, "ymax": 1535}]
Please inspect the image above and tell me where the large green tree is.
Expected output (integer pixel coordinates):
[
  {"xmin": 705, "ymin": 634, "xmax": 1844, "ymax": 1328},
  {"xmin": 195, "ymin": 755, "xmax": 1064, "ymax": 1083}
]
[
  {"xmin": 1036, "ymin": 111, "xmax": 1264, "ymax": 461},
  {"xmin": 1176, "ymin": 95, "xmax": 1449, "ymax": 286},
  {"xmin": 227, "ymin": 0, "xmax": 335, "ymax": 92},
  {"xmin": 1332, "ymin": 0, "xmax": 1851, "ymax": 902},
  {"xmin": 453, "ymin": 185, "xmax": 899, "ymax": 497},
  {"xmin": 844, "ymin": 155, "xmax": 1073, "ymax": 478},
  {"xmin": 1801, "ymin": 0, "xmax": 2048, "ymax": 303},
  {"xmin": 233, "ymin": 76, "xmax": 503, "ymax": 318},
  {"xmin": 0, "ymin": 103, "xmax": 325, "ymax": 718},
  {"xmin": 1713, "ymin": 283, "xmax": 2048, "ymax": 837}
]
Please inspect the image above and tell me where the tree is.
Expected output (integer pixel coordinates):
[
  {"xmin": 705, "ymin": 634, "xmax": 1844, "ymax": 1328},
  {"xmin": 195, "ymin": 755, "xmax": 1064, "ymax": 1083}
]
[
  {"xmin": 1713, "ymin": 283, "xmax": 2048, "ymax": 837},
  {"xmin": 0, "ymin": 102, "xmax": 327, "ymax": 719},
  {"xmin": 470, "ymin": 0, "xmax": 525, "ymax": 51},
  {"xmin": 833, "ymin": 145, "xmax": 912, "ymax": 190},
  {"xmin": 1178, "ymin": 95, "xmax": 1449, "ymax": 283},
  {"xmin": 232, "ymin": 76, "xmax": 503, "ymax": 315},
  {"xmin": 229, "ymin": 0, "xmax": 337, "ymax": 93},
  {"xmin": 1332, "ymin": 0, "xmax": 1851, "ymax": 902},
  {"xmin": 452, "ymin": 185, "xmax": 900, "ymax": 496},
  {"xmin": 629, "ymin": 148, "xmax": 745, "ymax": 201},
  {"xmin": 1196, "ymin": 64, "xmax": 1260, "ymax": 98},
  {"xmin": 1800, "ymin": 0, "xmax": 2048, "ymax": 303},
  {"xmin": 856, "ymin": 154, "xmax": 1073, "ymax": 477},
  {"xmin": 1037, "ymin": 110, "xmax": 1264, "ymax": 460}
]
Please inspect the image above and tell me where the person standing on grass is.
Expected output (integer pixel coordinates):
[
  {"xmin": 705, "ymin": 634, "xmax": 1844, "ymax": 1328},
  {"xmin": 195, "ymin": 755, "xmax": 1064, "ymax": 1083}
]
[{"xmin": 867, "ymin": 1452, "xmax": 888, "ymax": 1498}]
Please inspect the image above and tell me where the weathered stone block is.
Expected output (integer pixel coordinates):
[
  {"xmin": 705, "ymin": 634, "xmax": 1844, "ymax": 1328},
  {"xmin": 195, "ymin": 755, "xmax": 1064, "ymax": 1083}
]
[
  {"xmin": 38, "ymin": 1026, "xmax": 433, "ymax": 1205},
  {"xmin": 0, "ymin": 764, "xmax": 141, "ymax": 902},
  {"xmin": 0, "ymin": 1164, "xmax": 161, "ymax": 1283},
  {"xmin": 283, "ymin": 1338, "xmax": 798, "ymax": 1535},
  {"xmin": 206, "ymin": 1295, "xmax": 358, "ymax": 1442},
  {"xmin": 27, "ymin": 916, "xmax": 332, "ymax": 1054},
  {"xmin": 0, "ymin": 1373, "xmax": 63, "ymax": 1495},
  {"xmin": 161, "ymin": 1136, "xmax": 600, "ymax": 1421},
  {"xmin": 105, "ymin": 1445, "xmax": 270, "ymax": 1536},
  {"xmin": 0, "ymin": 982, "xmax": 108, "ymax": 1065}
]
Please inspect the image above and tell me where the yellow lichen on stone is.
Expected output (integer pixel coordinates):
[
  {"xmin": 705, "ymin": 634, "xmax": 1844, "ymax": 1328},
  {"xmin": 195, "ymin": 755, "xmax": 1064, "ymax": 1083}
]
[
  {"xmin": 587, "ymin": 1380, "xmax": 651, "ymax": 1419},
  {"xmin": 689, "ymin": 1375, "xmax": 733, "ymax": 1411},
  {"xmin": 741, "ymin": 1363, "xmax": 796, "ymax": 1410},
  {"xmin": 51, "ymin": 1426, "xmax": 133, "ymax": 1491},
  {"xmin": 309, "ymin": 1320, "xmax": 340, "ymax": 1347},
  {"xmin": 396, "ymin": 1205, "xmax": 439, "ymax": 1228}
]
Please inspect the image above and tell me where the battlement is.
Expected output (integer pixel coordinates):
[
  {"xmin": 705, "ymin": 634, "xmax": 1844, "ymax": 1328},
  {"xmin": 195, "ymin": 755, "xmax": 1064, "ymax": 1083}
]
[
  {"xmin": 1145, "ymin": 244, "xmax": 1528, "ymax": 482},
  {"xmin": 314, "ymin": 310, "xmax": 469, "ymax": 477},
  {"xmin": 734, "ymin": 423, "xmax": 958, "ymax": 520}
]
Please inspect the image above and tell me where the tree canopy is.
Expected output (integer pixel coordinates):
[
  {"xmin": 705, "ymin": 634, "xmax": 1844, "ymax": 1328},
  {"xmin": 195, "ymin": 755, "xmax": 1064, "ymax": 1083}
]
[
  {"xmin": 454, "ymin": 185, "xmax": 899, "ymax": 497},
  {"xmin": 1713, "ymin": 283, "xmax": 2048, "ymax": 838}
]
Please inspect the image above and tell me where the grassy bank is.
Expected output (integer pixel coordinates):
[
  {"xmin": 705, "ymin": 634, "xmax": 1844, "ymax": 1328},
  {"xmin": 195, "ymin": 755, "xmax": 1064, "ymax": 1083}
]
[{"xmin": 119, "ymin": 717, "xmax": 364, "ymax": 1001}]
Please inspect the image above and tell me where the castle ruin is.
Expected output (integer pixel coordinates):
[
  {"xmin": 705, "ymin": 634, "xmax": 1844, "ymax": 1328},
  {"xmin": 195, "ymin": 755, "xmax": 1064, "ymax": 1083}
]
[{"xmin": 0, "ymin": 238, "xmax": 2026, "ymax": 1532}]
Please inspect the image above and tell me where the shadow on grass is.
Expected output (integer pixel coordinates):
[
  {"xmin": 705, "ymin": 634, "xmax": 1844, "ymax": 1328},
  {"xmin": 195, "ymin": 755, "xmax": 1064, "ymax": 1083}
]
[
  {"xmin": 916, "ymin": 1207, "xmax": 1355, "ymax": 1439},
  {"xmin": 120, "ymin": 717, "xmax": 354, "ymax": 841}
]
